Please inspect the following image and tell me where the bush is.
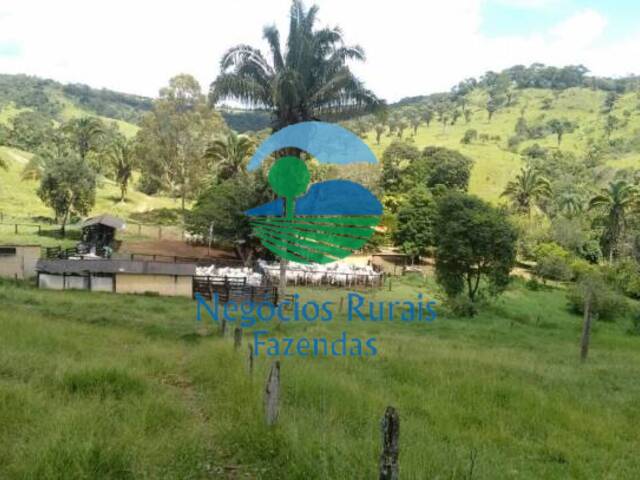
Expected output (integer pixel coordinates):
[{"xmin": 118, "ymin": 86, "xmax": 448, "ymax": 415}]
[
  {"xmin": 446, "ymin": 294, "xmax": 478, "ymax": 317},
  {"xmin": 567, "ymin": 274, "xmax": 629, "ymax": 321},
  {"xmin": 460, "ymin": 129, "xmax": 477, "ymax": 144},
  {"xmin": 604, "ymin": 258, "xmax": 640, "ymax": 299},
  {"xmin": 534, "ymin": 242, "xmax": 573, "ymax": 281}
]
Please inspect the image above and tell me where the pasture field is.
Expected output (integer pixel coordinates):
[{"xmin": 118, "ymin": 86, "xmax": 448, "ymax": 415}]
[
  {"xmin": 365, "ymin": 88, "xmax": 640, "ymax": 202},
  {"xmin": 0, "ymin": 275, "xmax": 638, "ymax": 479}
]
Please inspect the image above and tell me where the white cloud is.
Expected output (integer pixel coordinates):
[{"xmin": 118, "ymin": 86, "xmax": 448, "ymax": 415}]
[{"xmin": 0, "ymin": 0, "xmax": 633, "ymax": 103}]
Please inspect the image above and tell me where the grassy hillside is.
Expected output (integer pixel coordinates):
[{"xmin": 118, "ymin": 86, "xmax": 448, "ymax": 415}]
[
  {"xmin": 363, "ymin": 87, "xmax": 640, "ymax": 201},
  {"xmin": 0, "ymin": 275, "xmax": 638, "ymax": 478},
  {"xmin": 0, "ymin": 146, "xmax": 178, "ymax": 220}
]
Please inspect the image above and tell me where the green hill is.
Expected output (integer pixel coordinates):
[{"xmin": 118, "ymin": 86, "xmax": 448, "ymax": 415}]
[{"xmin": 362, "ymin": 86, "xmax": 640, "ymax": 202}]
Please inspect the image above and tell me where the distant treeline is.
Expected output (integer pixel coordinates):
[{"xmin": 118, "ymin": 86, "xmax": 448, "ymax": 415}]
[
  {"xmin": 395, "ymin": 63, "xmax": 640, "ymax": 107},
  {"xmin": 0, "ymin": 74, "xmax": 153, "ymax": 124},
  {"xmin": 219, "ymin": 109, "xmax": 272, "ymax": 132}
]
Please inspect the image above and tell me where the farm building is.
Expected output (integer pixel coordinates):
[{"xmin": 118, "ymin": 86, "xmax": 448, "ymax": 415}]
[
  {"xmin": 0, "ymin": 245, "xmax": 41, "ymax": 279},
  {"xmin": 36, "ymin": 259, "xmax": 195, "ymax": 297},
  {"xmin": 80, "ymin": 214, "xmax": 126, "ymax": 255}
]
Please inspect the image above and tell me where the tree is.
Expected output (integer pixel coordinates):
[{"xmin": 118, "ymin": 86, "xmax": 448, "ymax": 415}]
[
  {"xmin": 9, "ymin": 111, "xmax": 54, "ymax": 151},
  {"xmin": 407, "ymin": 110, "xmax": 421, "ymax": 136},
  {"xmin": 204, "ymin": 131, "xmax": 254, "ymax": 182},
  {"xmin": 37, "ymin": 155, "xmax": 96, "ymax": 236},
  {"xmin": 410, "ymin": 146, "xmax": 474, "ymax": 191},
  {"xmin": 396, "ymin": 118, "xmax": 408, "ymax": 138},
  {"xmin": 588, "ymin": 180, "xmax": 639, "ymax": 262},
  {"xmin": 107, "ymin": 135, "xmax": 136, "ymax": 202},
  {"xmin": 210, "ymin": 0, "xmax": 381, "ymax": 292},
  {"xmin": 501, "ymin": 167, "xmax": 551, "ymax": 216},
  {"xmin": 379, "ymin": 141, "xmax": 420, "ymax": 194},
  {"xmin": 136, "ymin": 74, "xmax": 225, "ymax": 208},
  {"xmin": 421, "ymin": 107, "xmax": 434, "ymax": 127},
  {"xmin": 547, "ymin": 118, "xmax": 575, "ymax": 145},
  {"xmin": 486, "ymin": 96, "xmax": 500, "ymax": 121},
  {"xmin": 185, "ymin": 173, "xmax": 271, "ymax": 264},
  {"xmin": 63, "ymin": 117, "xmax": 104, "ymax": 163},
  {"xmin": 393, "ymin": 186, "xmax": 436, "ymax": 262},
  {"xmin": 210, "ymin": 0, "xmax": 380, "ymax": 131},
  {"xmin": 435, "ymin": 192, "xmax": 517, "ymax": 310}
]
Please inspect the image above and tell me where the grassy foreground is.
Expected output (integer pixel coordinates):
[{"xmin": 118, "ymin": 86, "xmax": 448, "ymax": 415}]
[{"xmin": 0, "ymin": 275, "xmax": 638, "ymax": 479}]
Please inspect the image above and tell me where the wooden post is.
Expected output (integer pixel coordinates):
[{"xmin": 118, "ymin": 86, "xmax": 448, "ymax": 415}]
[
  {"xmin": 158, "ymin": 226, "xmax": 162, "ymax": 239},
  {"xmin": 339, "ymin": 296, "xmax": 344, "ymax": 313},
  {"xmin": 138, "ymin": 223, "xmax": 141, "ymax": 235},
  {"xmin": 264, "ymin": 361, "xmax": 280, "ymax": 426},
  {"xmin": 14, "ymin": 224, "xmax": 18, "ymax": 234},
  {"xmin": 580, "ymin": 293, "xmax": 593, "ymax": 362},
  {"xmin": 234, "ymin": 327, "xmax": 243, "ymax": 349},
  {"xmin": 379, "ymin": 406, "xmax": 399, "ymax": 480},
  {"xmin": 220, "ymin": 317, "xmax": 227, "ymax": 337},
  {"xmin": 248, "ymin": 344, "xmax": 254, "ymax": 375}
]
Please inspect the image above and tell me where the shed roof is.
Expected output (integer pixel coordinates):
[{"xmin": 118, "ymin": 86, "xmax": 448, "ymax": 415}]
[
  {"xmin": 36, "ymin": 259, "xmax": 196, "ymax": 276},
  {"xmin": 80, "ymin": 214, "xmax": 126, "ymax": 230}
]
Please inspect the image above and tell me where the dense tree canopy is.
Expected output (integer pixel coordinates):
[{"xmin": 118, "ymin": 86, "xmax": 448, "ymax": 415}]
[{"xmin": 435, "ymin": 192, "xmax": 517, "ymax": 308}]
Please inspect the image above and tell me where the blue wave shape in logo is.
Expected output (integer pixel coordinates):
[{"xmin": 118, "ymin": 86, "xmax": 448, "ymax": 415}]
[{"xmin": 247, "ymin": 121, "xmax": 377, "ymax": 171}]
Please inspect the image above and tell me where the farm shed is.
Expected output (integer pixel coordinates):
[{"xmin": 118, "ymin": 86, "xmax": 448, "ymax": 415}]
[
  {"xmin": 80, "ymin": 214, "xmax": 126, "ymax": 252},
  {"xmin": 36, "ymin": 259, "xmax": 196, "ymax": 297},
  {"xmin": 0, "ymin": 245, "xmax": 41, "ymax": 279}
]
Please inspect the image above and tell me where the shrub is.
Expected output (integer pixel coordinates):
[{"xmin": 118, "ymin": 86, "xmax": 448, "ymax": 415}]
[
  {"xmin": 534, "ymin": 242, "xmax": 573, "ymax": 281},
  {"xmin": 567, "ymin": 274, "xmax": 629, "ymax": 321},
  {"xmin": 604, "ymin": 258, "xmax": 640, "ymax": 299},
  {"xmin": 446, "ymin": 294, "xmax": 478, "ymax": 317},
  {"xmin": 460, "ymin": 129, "xmax": 477, "ymax": 144}
]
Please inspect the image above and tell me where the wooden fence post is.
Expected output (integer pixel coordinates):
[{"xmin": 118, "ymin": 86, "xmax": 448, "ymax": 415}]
[
  {"xmin": 248, "ymin": 344, "xmax": 254, "ymax": 375},
  {"xmin": 158, "ymin": 226, "xmax": 162, "ymax": 239},
  {"xmin": 234, "ymin": 327, "xmax": 243, "ymax": 349},
  {"xmin": 580, "ymin": 293, "xmax": 593, "ymax": 362},
  {"xmin": 220, "ymin": 317, "xmax": 227, "ymax": 337},
  {"xmin": 264, "ymin": 361, "xmax": 280, "ymax": 426},
  {"xmin": 379, "ymin": 406, "xmax": 399, "ymax": 480}
]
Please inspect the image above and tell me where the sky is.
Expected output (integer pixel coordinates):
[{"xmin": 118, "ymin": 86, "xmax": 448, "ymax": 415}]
[{"xmin": 0, "ymin": 0, "xmax": 638, "ymax": 103}]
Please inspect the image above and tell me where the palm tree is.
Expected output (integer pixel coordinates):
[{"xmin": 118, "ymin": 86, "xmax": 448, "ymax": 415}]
[
  {"xmin": 588, "ymin": 180, "xmax": 639, "ymax": 262},
  {"xmin": 210, "ymin": 0, "xmax": 381, "ymax": 131},
  {"xmin": 63, "ymin": 117, "xmax": 104, "ymax": 162},
  {"xmin": 204, "ymin": 131, "xmax": 254, "ymax": 181},
  {"xmin": 558, "ymin": 192, "xmax": 584, "ymax": 218},
  {"xmin": 107, "ymin": 136, "xmax": 136, "ymax": 202},
  {"xmin": 501, "ymin": 167, "xmax": 552, "ymax": 216},
  {"xmin": 210, "ymin": 0, "xmax": 381, "ymax": 293}
]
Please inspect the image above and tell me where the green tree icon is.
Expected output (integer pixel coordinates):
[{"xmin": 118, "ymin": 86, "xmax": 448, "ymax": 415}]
[{"xmin": 268, "ymin": 156, "xmax": 310, "ymax": 219}]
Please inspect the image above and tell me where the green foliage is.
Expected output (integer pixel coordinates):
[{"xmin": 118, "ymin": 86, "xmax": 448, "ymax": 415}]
[
  {"xmin": 501, "ymin": 166, "xmax": 551, "ymax": 216},
  {"xmin": 418, "ymin": 147, "xmax": 473, "ymax": 191},
  {"xmin": 434, "ymin": 192, "xmax": 518, "ymax": 308},
  {"xmin": 204, "ymin": 131, "xmax": 254, "ymax": 181},
  {"xmin": 393, "ymin": 186, "xmax": 436, "ymax": 261},
  {"xmin": 135, "ymin": 74, "xmax": 226, "ymax": 207},
  {"xmin": 379, "ymin": 140, "xmax": 420, "ymax": 194},
  {"xmin": 8, "ymin": 111, "xmax": 55, "ymax": 151},
  {"xmin": 460, "ymin": 128, "xmax": 477, "ymax": 144},
  {"xmin": 604, "ymin": 258, "xmax": 640, "ymax": 299},
  {"xmin": 37, "ymin": 155, "xmax": 96, "ymax": 233},
  {"xmin": 567, "ymin": 271, "xmax": 629, "ymax": 321},
  {"xmin": 533, "ymin": 242, "xmax": 573, "ymax": 281},
  {"xmin": 210, "ymin": 0, "xmax": 381, "ymax": 131},
  {"xmin": 185, "ymin": 173, "xmax": 271, "ymax": 259}
]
